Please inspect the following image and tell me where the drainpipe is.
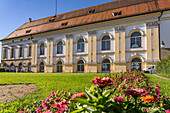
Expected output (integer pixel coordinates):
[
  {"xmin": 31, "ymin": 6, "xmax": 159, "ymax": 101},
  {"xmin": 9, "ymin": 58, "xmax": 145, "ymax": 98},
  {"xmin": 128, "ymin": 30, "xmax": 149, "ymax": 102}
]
[{"xmin": 158, "ymin": 10, "xmax": 163, "ymax": 61}]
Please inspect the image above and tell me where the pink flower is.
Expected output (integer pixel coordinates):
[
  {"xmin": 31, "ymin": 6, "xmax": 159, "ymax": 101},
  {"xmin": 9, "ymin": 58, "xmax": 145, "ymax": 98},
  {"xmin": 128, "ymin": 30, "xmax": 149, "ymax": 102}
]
[
  {"xmin": 165, "ymin": 109, "xmax": 170, "ymax": 113},
  {"xmin": 46, "ymin": 97, "xmax": 50, "ymax": 102},
  {"xmin": 71, "ymin": 93, "xmax": 86, "ymax": 100},
  {"xmin": 114, "ymin": 96, "xmax": 125, "ymax": 102},
  {"xmin": 91, "ymin": 77, "xmax": 112, "ymax": 86},
  {"xmin": 148, "ymin": 83, "xmax": 150, "ymax": 86},
  {"xmin": 125, "ymin": 88, "xmax": 144, "ymax": 97},
  {"xmin": 19, "ymin": 109, "xmax": 24, "ymax": 113},
  {"xmin": 51, "ymin": 93, "xmax": 56, "ymax": 97}
]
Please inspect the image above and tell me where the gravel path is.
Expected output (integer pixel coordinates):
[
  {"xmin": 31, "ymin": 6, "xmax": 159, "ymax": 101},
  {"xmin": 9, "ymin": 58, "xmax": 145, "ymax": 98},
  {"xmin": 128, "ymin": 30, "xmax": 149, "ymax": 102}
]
[
  {"xmin": 152, "ymin": 74, "xmax": 170, "ymax": 81},
  {"xmin": 0, "ymin": 84, "xmax": 37, "ymax": 103}
]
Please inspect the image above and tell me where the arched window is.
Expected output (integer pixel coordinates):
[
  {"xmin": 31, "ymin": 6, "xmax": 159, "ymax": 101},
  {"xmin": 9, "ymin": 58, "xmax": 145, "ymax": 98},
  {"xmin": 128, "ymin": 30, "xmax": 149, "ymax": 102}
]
[
  {"xmin": 57, "ymin": 61, "xmax": 62, "ymax": 72},
  {"xmin": 10, "ymin": 63, "xmax": 14, "ymax": 72},
  {"xmin": 77, "ymin": 60, "xmax": 84, "ymax": 73},
  {"xmin": 102, "ymin": 59, "xmax": 110, "ymax": 73},
  {"xmin": 57, "ymin": 41, "xmax": 63, "ymax": 54},
  {"xmin": 102, "ymin": 35, "xmax": 110, "ymax": 50},
  {"xmin": 28, "ymin": 46, "xmax": 31, "ymax": 56},
  {"xmin": 19, "ymin": 47, "xmax": 23, "ymax": 57},
  {"xmin": 131, "ymin": 32, "xmax": 141, "ymax": 48},
  {"xmin": 77, "ymin": 39, "xmax": 84, "ymax": 52},
  {"xmin": 40, "ymin": 43, "xmax": 45, "ymax": 55},
  {"xmin": 18, "ymin": 63, "xmax": 22, "ymax": 72},
  {"xmin": 28, "ymin": 63, "xmax": 31, "ymax": 72},
  {"xmin": 39, "ymin": 62, "xmax": 44, "ymax": 72},
  {"xmin": 131, "ymin": 58, "xmax": 142, "ymax": 71}
]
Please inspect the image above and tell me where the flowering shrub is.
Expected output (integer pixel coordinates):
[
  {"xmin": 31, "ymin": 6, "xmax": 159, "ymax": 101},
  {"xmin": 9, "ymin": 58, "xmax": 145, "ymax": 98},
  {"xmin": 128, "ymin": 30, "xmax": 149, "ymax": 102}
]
[{"xmin": 20, "ymin": 71, "xmax": 170, "ymax": 113}]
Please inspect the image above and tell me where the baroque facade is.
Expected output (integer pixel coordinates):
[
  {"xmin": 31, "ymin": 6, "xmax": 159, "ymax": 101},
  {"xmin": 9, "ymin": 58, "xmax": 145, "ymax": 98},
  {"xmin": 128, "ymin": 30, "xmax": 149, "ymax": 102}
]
[{"xmin": 1, "ymin": 0, "xmax": 170, "ymax": 73}]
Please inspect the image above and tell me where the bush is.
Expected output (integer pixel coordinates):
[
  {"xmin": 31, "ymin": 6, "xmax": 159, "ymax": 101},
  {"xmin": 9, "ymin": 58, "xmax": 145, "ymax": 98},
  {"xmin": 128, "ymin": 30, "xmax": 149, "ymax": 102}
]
[
  {"xmin": 156, "ymin": 56, "xmax": 170, "ymax": 76},
  {"xmin": 19, "ymin": 71, "xmax": 170, "ymax": 113}
]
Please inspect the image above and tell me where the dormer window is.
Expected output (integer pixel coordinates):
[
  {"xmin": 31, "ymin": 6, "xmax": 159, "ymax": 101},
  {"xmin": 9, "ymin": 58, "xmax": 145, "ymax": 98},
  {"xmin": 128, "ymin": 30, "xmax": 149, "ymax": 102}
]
[
  {"xmin": 26, "ymin": 30, "xmax": 31, "ymax": 33},
  {"xmin": 112, "ymin": 11, "xmax": 122, "ymax": 16},
  {"xmin": 49, "ymin": 18, "xmax": 55, "ymax": 22},
  {"xmin": 89, "ymin": 9, "xmax": 95, "ymax": 14},
  {"xmin": 61, "ymin": 22, "xmax": 68, "ymax": 26}
]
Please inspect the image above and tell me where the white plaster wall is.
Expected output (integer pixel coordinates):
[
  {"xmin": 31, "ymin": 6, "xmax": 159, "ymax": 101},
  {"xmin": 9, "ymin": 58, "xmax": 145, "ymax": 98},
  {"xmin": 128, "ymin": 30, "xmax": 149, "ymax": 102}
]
[
  {"xmin": 73, "ymin": 56, "xmax": 88, "ymax": 63},
  {"xmin": 97, "ymin": 54, "xmax": 115, "ymax": 63},
  {"xmin": 125, "ymin": 24, "xmax": 146, "ymax": 36},
  {"xmin": 126, "ymin": 52, "xmax": 147, "ymax": 62},
  {"xmin": 160, "ymin": 20, "xmax": 170, "ymax": 48},
  {"xmin": 53, "ymin": 57, "xmax": 65, "ymax": 64},
  {"xmin": 37, "ymin": 59, "xmax": 46, "ymax": 64}
]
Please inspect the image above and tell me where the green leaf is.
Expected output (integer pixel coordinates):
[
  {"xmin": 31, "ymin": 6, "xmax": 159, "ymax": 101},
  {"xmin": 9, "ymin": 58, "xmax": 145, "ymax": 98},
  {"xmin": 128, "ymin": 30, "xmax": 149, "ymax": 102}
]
[
  {"xmin": 71, "ymin": 108, "xmax": 84, "ymax": 113},
  {"xmin": 85, "ymin": 88, "xmax": 96, "ymax": 99},
  {"xmin": 72, "ymin": 98, "xmax": 94, "ymax": 107}
]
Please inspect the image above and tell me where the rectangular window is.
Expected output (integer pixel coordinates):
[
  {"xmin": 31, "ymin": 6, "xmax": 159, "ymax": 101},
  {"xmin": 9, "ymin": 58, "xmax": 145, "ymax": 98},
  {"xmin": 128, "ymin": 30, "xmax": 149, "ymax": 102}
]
[
  {"xmin": 11, "ymin": 48, "xmax": 14, "ymax": 58},
  {"xmin": 89, "ymin": 9, "xmax": 95, "ymax": 14},
  {"xmin": 112, "ymin": 11, "xmax": 122, "ymax": 16},
  {"xmin": 28, "ymin": 46, "xmax": 31, "ymax": 56},
  {"xmin": 61, "ymin": 22, "xmax": 68, "ymax": 26},
  {"xmin": 131, "ymin": 37, "xmax": 141, "ymax": 48},
  {"xmin": 19, "ymin": 47, "xmax": 23, "ymax": 57}
]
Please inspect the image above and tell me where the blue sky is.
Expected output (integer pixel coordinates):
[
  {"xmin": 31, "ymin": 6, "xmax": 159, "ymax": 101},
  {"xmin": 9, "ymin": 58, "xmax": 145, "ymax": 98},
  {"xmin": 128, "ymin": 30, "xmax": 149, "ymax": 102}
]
[{"xmin": 0, "ymin": 0, "xmax": 115, "ymax": 62}]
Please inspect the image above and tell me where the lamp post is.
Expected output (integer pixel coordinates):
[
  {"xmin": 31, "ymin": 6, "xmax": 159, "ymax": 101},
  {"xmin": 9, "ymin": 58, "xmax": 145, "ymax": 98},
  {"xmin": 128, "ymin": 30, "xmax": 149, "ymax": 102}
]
[{"xmin": 161, "ymin": 41, "xmax": 165, "ymax": 49}]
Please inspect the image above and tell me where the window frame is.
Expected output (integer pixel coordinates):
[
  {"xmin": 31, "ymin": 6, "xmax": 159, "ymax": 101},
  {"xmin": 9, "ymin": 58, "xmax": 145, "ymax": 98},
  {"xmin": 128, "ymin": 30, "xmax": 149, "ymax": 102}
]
[
  {"xmin": 77, "ymin": 39, "xmax": 84, "ymax": 53},
  {"xmin": 101, "ymin": 35, "xmax": 111, "ymax": 51},
  {"xmin": 130, "ymin": 32, "xmax": 142, "ymax": 48},
  {"xmin": 28, "ymin": 46, "xmax": 31, "ymax": 57},
  {"xmin": 57, "ymin": 41, "xmax": 63, "ymax": 54},
  {"xmin": 19, "ymin": 47, "xmax": 23, "ymax": 57},
  {"xmin": 40, "ymin": 43, "xmax": 45, "ymax": 55}
]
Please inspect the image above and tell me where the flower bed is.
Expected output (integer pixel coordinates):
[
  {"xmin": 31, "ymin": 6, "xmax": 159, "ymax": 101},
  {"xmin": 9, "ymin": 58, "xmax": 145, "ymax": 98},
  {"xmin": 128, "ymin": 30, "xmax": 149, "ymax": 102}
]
[{"xmin": 19, "ymin": 71, "xmax": 170, "ymax": 113}]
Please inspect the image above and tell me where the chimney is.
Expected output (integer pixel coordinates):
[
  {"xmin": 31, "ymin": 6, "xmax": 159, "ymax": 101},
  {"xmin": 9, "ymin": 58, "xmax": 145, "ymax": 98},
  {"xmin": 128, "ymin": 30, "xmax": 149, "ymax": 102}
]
[{"xmin": 29, "ymin": 18, "xmax": 32, "ymax": 22}]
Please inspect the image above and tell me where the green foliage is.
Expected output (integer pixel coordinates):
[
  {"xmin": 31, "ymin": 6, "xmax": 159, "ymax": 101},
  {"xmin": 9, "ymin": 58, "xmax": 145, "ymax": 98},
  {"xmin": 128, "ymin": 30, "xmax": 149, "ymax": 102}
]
[
  {"xmin": 156, "ymin": 56, "xmax": 170, "ymax": 76},
  {"xmin": 0, "ymin": 72, "xmax": 170, "ymax": 112}
]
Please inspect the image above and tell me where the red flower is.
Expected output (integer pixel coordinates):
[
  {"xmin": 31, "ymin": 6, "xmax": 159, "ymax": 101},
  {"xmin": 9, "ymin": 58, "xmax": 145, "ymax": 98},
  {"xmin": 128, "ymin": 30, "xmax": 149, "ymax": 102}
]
[
  {"xmin": 114, "ymin": 96, "xmax": 125, "ymax": 102},
  {"xmin": 91, "ymin": 77, "xmax": 112, "ymax": 86},
  {"xmin": 125, "ymin": 88, "xmax": 144, "ymax": 97},
  {"xmin": 71, "ymin": 93, "xmax": 86, "ymax": 100},
  {"xmin": 19, "ymin": 109, "xmax": 24, "ymax": 113}
]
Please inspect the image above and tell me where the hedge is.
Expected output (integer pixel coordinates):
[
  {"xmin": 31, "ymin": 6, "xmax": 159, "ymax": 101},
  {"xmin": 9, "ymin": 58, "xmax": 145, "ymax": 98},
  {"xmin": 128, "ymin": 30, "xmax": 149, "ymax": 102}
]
[{"xmin": 156, "ymin": 56, "xmax": 170, "ymax": 76}]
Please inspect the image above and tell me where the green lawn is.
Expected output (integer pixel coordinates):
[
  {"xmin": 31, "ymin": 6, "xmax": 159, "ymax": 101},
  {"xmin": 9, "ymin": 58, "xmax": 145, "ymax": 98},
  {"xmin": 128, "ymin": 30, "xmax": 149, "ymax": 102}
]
[
  {"xmin": 144, "ymin": 74, "xmax": 170, "ymax": 97},
  {"xmin": 156, "ymin": 73, "xmax": 170, "ymax": 79},
  {"xmin": 0, "ymin": 73, "xmax": 104, "ymax": 102},
  {"xmin": 0, "ymin": 72, "xmax": 170, "ymax": 103}
]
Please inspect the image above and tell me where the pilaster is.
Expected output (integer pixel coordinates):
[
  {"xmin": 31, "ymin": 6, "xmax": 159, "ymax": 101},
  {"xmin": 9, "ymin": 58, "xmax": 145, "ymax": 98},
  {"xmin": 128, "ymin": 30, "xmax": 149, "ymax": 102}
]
[
  {"xmin": 50, "ymin": 41, "xmax": 54, "ymax": 64},
  {"xmin": 88, "ymin": 35, "xmax": 92, "ymax": 63},
  {"xmin": 115, "ymin": 28, "xmax": 120, "ymax": 63},
  {"xmin": 69, "ymin": 38, "xmax": 73, "ymax": 64},
  {"xmin": 46, "ymin": 41, "xmax": 50, "ymax": 64},
  {"xmin": 32, "ymin": 40, "xmax": 38, "ymax": 65},
  {"xmin": 66, "ymin": 34, "xmax": 74, "ymax": 64},
  {"xmin": 146, "ymin": 22, "xmax": 157, "ymax": 61},
  {"xmin": 88, "ymin": 30, "xmax": 98, "ymax": 63},
  {"xmin": 153, "ymin": 22, "xmax": 160, "ymax": 61}
]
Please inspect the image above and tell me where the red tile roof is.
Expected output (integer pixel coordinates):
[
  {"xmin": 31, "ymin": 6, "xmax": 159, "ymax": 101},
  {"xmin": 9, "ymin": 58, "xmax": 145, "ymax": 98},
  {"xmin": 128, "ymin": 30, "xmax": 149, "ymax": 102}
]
[{"xmin": 1, "ymin": 0, "xmax": 170, "ymax": 41}]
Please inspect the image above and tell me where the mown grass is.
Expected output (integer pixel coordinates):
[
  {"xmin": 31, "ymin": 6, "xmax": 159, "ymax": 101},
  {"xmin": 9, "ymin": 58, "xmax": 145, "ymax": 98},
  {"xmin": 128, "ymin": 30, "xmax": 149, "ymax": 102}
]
[
  {"xmin": 0, "ymin": 73, "xmax": 104, "ymax": 102},
  {"xmin": 144, "ymin": 74, "xmax": 170, "ymax": 97},
  {"xmin": 0, "ymin": 73, "xmax": 170, "ymax": 102}
]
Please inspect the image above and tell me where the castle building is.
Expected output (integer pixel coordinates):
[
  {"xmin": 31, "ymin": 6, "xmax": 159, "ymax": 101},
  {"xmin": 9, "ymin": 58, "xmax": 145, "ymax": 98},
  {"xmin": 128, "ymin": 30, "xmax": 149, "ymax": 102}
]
[{"xmin": 1, "ymin": 0, "xmax": 170, "ymax": 73}]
